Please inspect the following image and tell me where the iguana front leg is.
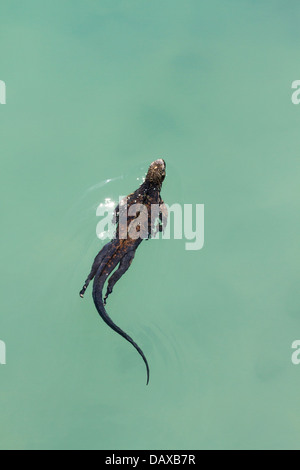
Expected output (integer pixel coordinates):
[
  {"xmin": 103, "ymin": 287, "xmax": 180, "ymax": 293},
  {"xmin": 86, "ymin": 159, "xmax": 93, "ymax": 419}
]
[{"xmin": 152, "ymin": 198, "xmax": 168, "ymax": 237}]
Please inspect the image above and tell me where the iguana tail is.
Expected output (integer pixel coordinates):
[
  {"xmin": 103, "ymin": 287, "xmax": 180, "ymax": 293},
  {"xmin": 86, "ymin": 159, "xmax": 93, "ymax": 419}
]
[{"xmin": 92, "ymin": 253, "xmax": 150, "ymax": 385}]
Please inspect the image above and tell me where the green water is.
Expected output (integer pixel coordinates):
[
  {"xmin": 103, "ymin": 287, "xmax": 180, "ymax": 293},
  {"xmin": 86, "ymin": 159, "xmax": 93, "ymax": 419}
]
[{"xmin": 1, "ymin": 0, "xmax": 300, "ymax": 450}]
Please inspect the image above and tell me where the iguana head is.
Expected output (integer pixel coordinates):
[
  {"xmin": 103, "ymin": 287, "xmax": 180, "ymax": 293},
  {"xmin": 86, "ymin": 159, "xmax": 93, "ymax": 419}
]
[{"xmin": 146, "ymin": 159, "xmax": 166, "ymax": 186}]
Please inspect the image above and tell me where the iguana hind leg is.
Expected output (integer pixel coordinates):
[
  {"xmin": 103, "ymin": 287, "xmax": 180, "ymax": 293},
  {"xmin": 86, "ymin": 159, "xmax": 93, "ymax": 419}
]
[
  {"xmin": 104, "ymin": 251, "xmax": 135, "ymax": 305},
  {"xmin": 80, "ymin": 242, "xmax": 113, "ymax": 298}
]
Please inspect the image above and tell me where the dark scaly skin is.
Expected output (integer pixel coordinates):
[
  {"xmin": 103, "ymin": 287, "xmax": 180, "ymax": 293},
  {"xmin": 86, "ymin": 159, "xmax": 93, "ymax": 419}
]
[{"xmin": 80, "ymin": 159, "xmax": 168, "ymax": 385}]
